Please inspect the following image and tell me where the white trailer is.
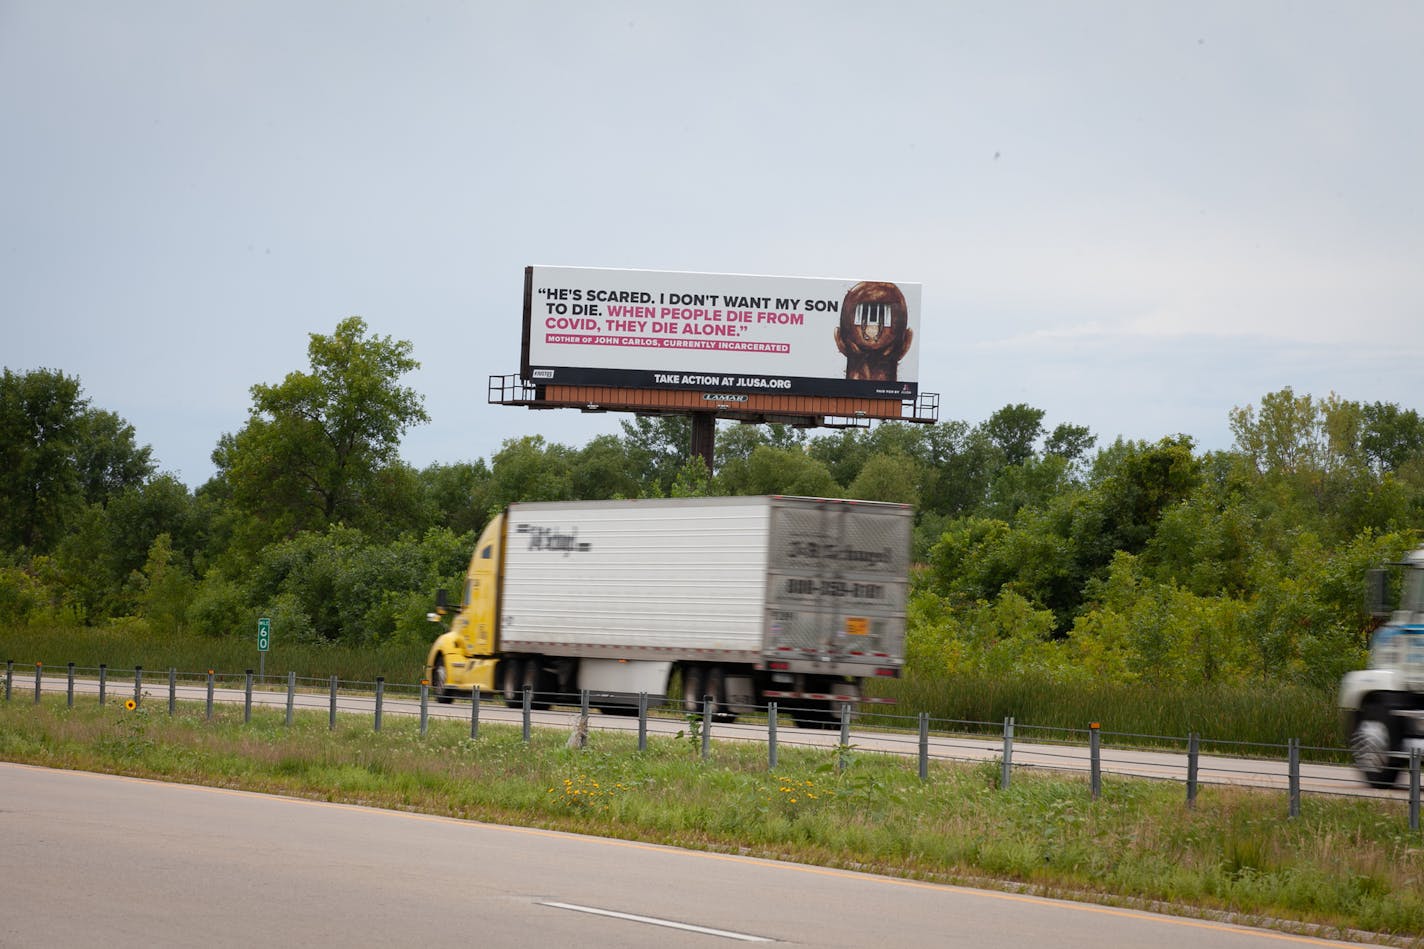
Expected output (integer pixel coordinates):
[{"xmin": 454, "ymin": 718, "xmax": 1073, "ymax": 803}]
[{"xmin": 426, "ymin": 496, "xmax": 911, "ymax": 726}]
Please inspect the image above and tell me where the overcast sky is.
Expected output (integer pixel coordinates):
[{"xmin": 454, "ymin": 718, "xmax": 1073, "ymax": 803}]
[{"xmin": 4, "ymin": 2, "xmax": 1421, "ymax": 486}]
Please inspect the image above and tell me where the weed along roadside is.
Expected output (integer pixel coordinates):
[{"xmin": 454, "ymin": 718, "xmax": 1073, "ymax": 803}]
[{"xmin": 4, "ymin": 690, "xmax": 1424, "ymax": 942}]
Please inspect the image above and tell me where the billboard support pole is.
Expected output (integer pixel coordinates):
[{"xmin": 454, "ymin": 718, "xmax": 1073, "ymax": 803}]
[{"xmin": 690, "ymin": 413, "xmax": 716, "ymax": 474}]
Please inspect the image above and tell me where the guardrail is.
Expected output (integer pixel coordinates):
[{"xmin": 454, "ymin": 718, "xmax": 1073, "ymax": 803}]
[{"xmin": 6, "ymin": 657, "xmax": 1422, "ymax": 830}]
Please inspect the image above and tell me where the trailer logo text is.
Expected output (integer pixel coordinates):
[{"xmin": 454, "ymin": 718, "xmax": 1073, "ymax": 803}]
[
  {"xmin": 516, "ymin": 523, "xmax": 592, "ymax": 555},
  {"xmin": 786, "ymin": 541, "xmax": 894, "ymax": 566}
]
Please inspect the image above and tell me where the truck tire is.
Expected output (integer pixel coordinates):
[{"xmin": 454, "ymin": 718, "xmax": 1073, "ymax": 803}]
[
  {"xmin": 828, "ymin": 682, "xmax": 859, "ymax": 727},
  {"xmin": 523, "ymin": 657, "xmax": 552, "ymax": 711},
  {"xmin": 1351, "ymin": 704, "xmax": 1399, "ymax": 789},
  {"xmin": 500, "ymin": 659, "xmax": 523, "ymax": 708},
  {"xmin": 431, "ymin": 655, "xmax": 453, "ymax": 705},
  {"xmin": 681, "ymin": 665, "xmax": 705, "ymax": 714},
  {"xmin": 704, "ymin": 666, "xmax": 737, "ymax": 722}
]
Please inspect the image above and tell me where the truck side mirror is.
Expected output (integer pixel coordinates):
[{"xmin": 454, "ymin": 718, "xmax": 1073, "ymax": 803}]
[
  {"xmin": 1365, "ymin": 569, "xmax": 1390, "ymax": 618},
  {"xmin": 434, "ymin": 588, "xmax": 449, "ymax": 614}
]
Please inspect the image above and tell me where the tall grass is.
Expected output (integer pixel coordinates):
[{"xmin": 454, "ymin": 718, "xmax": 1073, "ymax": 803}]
[
  {"xmin": 865, "ymin": 671, "xmax": 1341, "ymax": 749},
  {"xmin": 2, "ymin": 697, "xmax": 1420, "ymax": 940},
  {"xmin": 0, "ymin": 623, "xmax": 429, "ymax": 684}
]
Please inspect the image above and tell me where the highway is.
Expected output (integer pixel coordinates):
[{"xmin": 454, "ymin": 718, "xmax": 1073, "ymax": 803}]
[{"xmin": 0, "ymin": 762, "xmax": 1364, "ymax": 948}]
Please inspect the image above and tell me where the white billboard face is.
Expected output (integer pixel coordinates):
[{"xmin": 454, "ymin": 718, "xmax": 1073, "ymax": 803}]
[{"xmin": 521, "ymin": 266, "xmax": 921, "ymax": 399}]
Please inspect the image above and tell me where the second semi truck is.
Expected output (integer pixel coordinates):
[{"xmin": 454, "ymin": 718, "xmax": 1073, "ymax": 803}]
[{"xmin": 1340, "ymin": 545, "xmax": 1424, "ymax": 787}]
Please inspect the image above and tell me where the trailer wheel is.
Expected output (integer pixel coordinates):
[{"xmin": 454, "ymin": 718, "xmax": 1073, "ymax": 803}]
[
  {"xmin": 701, "ymin": 666, "xmax": 737, "ymax": 722},
  {"xmin": 681, "ymin": 665, "xmax": 705, "ymax": 714},
  {"xmin": 1352, "ymin": 705, "xmax": 1399, "ymax": 788},
  {"xmin": 500, "ymin": 659, "xmax": 523, "ymax": 708},
  {"xmin": 523, "ymin": 657, "xmax": 552, "ymax": 711},
  {"xmin": 828, "ymin": 682, "xmax": 859, "ymax": 727},
  {"xmin": 431, "ymin": 655, "xmax": 453, "ymax": 705}
]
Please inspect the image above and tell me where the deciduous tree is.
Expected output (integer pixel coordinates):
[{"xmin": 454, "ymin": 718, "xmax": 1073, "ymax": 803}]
[
  {"xmin": 983, "ymin": 403, "xmax": 1046, "ymax": 467},
  {"xmin": 0, "ymin": 368, "xmax": 153, "ymax": 552},
  {"xmin": 0, "ymin": 368, "xmax": 84, "ymax": 550},
  {"xmin": 212, "ymin": 317, "xmax": 428, "ymax": 546},
  {"xmin": 1361, "ymin": 402, "xmax": 1424, "ymax": 473}
]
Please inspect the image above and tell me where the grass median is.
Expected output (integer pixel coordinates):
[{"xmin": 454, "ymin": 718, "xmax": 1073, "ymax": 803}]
[{"xmin": 1, "ymin": 695, "xmax": 1420, "ymax": 944}]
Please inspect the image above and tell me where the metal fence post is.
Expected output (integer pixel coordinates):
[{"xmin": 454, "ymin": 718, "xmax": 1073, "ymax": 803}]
[
  {"xmin": 521, "ymin": 685, "xmax": 531, "ymax": 743},
  {"xmin": 701, "ymin": 696, "xmax": 712, "ymax": 760},
  {"xmin": 1288, "ymin": 738, "xmax": 1301, "ymax": 819},
  {"xmin": 1411, "ymin": 749, "xmax": 1421, "ymax": 832},
  {"xmin": 374, "ymin": 677, "xmax": 385, "ymax": 732},
  {"xmin": 133, "ymin": 666, "xmax": 142, "ymax": 706},
  {"xmin": 168, "ymin": 668, "xmax": 177, "ymax": 716},
  {"xmin": 244, "ymin": 670, "xmax": 253, "ymax": 724},
  {"xmin": 470, "ymin": 685, "xmax": 481, "ymax": 740},
  {"xmin": 636, "ymin": 692, "xmax": 647, "ymax": 752},
  {"xmin": 5, "ymin": 659, "xmax": 12, "ymax": 701},
  {"xmin": 67, "ymin": 662, "xmax": 75, "ymax": 708},
  {"xmin": 206, "ymin": 671, "xmax": 214, "ymax": 720},
  {"xmin": 580, "ymin": 689, "xmax": 590, "ymax": 720},
  {"xmin": 329, "ymin": 675, "xmax": 338, "ymax": 730},
  {"xmin": 1089, "ymin": 722, "xmax": 1101, "ymax": 800},
  {"xmin": 1000, "ymin": 716, "xmax": 1014, "ymax": 790},
  {"xmin": 419, "ymin": 681, "xmax": 429, "ymax": 736},
  {"xmin": 831, "ymin": 701, "xmax": 843, "ymax": 769},
  {"xmin": 34, "ymin": 662, "xmax": 42, "ymax": 704},
  {"xmin": 97, "ymin": 663, "xmax": 106, "ymax": 705},
  {"xmin": 919, "ymin": 712, "xmax": 929, "ymax": 781},
  {"xmin": 286, "ymin": 672, "xmax": 296, "ymax": 727},
  {"xmin": 768, "ymin": 701, "xmax": 779, "ymax": 771},
  {"xmin": 1186, "ymin": 731, "xmax": 1200, "ymax": 808}
]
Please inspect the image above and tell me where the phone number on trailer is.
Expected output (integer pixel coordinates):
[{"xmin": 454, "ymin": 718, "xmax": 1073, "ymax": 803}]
[{"xmin": 784, "ymin": 578, "xmax": 885, "ymax": 599}]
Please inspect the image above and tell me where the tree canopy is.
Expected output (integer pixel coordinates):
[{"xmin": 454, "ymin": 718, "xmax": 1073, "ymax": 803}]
[
  {"xmin": 0, "ymin": 368, "xmax": 153, "ymax": 552},
  {"xmin": 212, "ymin": 316, "xmax": 428, "ymax": 550}
]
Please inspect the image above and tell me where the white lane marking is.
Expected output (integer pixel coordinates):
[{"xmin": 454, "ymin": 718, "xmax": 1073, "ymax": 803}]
[{"xmin": 539, "ymin": 901, "xmax": 774, "ymax": 942}]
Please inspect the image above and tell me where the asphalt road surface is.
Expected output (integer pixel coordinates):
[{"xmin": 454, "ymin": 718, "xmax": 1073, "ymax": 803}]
[{"xmin": 0, "ymin": 763, "xmax": 1364, "ymax": 948}]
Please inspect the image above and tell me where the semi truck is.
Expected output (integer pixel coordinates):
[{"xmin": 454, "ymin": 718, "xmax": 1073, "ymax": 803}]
[
  {"xmin": 425, "ymin": 495, "xmax": 911, "ymax": 727},
  {"xmin": 1340, "ymin": 545, "xmax": 1424, "ymax": 787}
]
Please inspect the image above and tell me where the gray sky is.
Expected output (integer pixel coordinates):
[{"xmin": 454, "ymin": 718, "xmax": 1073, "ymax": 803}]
[{"xmin": 4, "ymin": 1, "xmax": 1421, "ymax": 486}]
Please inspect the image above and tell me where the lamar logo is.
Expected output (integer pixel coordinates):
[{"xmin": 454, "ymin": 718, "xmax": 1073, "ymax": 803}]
[
  {"xmin": 532, "ymin": 369, "xmax": 555, "ymax": 380},
  {"xmin": 515, "ymin": 523, "xmax": 591, "ymax": 555}
]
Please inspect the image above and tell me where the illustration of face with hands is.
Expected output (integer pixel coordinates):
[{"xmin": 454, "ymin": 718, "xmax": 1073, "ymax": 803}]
[{"xmin": 834, "ymin": 281, "xmax": 912, "ymax": 381}]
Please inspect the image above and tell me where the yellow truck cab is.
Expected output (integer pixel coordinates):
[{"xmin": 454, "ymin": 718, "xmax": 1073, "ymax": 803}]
[{"xmin": 426, "ymin": 512, "xmax": 504, "ymax": 699}]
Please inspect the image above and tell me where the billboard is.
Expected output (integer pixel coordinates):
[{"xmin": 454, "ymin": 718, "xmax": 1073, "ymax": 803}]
[{"xmin": 522, "ymin": 266, "xmax": 921, "ymax": 400}]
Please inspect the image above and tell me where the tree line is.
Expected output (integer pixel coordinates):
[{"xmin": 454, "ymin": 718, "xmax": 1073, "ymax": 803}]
[{"xmin": 4, "ymin": 318, "xmax": 1422, "ymax": 688}]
